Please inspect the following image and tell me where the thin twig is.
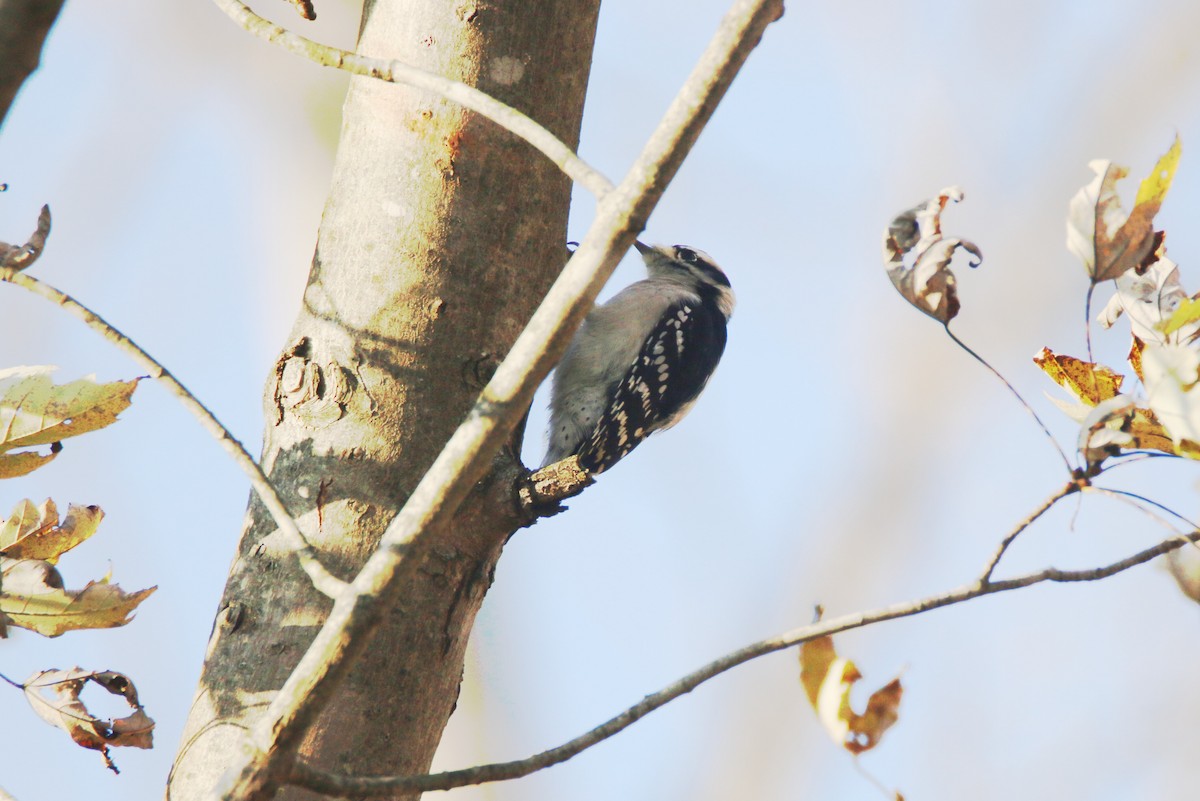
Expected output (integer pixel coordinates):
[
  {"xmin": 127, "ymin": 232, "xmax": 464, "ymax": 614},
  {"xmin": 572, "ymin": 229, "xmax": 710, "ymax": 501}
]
[
  {"xmin": 944, "ymin": 325, "xmax": 1074, "ymax": 472},
  {"xmin": 287, "ymin": 529, "xmax": 1200, "ymax": 797},
  {"xmin": 218, "ymin": 2, "xmax": 785, "ymax": 799},
  {"xmin": 0, "ymin": 269, "xmax": 347, "ymax": 599},
  {"xmin": 853, "ymin": 756, "xmax": 900, "ymax": 801},
  {"xmin": 1101, "ymin": 451, "xmax": 1180, "ymax": 467},
  {"xmin": 1083, "ymin": 485, "xmax": 1200, "ymax": 534},
  {"xmin": 978, "ymin": 480, "xmax": 1080, "ymax": 584},
  {"xmin": 211, "ymin": 0, "xmax": 615, "ymax": 199}
]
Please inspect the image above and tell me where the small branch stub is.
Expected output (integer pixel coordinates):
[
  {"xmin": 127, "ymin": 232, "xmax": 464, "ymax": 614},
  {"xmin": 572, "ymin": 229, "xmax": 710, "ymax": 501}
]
[
  {"xmin": 519, "ymin": 456, "xmax": 593, "ymax": 517},
  {"xmin": 0, "ymin": 204, "xmax": 51, "ymax": 272},
  {"xmin": 287, "ymin": 0, "xmax": 316, "ymax": 20}
]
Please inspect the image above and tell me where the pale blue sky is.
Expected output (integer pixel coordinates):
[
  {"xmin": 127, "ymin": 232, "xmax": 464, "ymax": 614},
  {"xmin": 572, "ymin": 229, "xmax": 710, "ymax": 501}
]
[{"xmin": 3, "ymin": 2, "xmax": 1200, "ymax": 800}]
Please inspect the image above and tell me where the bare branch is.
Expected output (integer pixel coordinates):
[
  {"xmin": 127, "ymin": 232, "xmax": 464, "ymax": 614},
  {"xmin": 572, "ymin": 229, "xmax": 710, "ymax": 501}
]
[
  {"xmin": 287, "ymin": 530, "xmax": 1200, "ymax": 797},
  {"xmin": 1084, "ymin": 485, "xmax": 1200, "ymax": 533},
  {"xmin": 978, "ymin": 479, "xmax": 1081, "ymax": 583},
  {"xmin": 0, "ymin": 268, "xmax": 347, "ymax": 599},
  {"xmin": 217, "ymin": 2, "xmax": 785, "ymax": 798},
  {"xmin": 211, "ymin": 0, "xmax": 615, "ymax": 198}
]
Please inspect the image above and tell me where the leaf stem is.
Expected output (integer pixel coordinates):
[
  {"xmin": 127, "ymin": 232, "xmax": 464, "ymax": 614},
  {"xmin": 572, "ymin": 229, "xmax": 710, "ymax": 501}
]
[
  {"xmin": 944, "ymin": 324, "xmax": 1074, "ymax": 472},
  {"xmin": 1084, "ymin": 485, "xmax": 1200, "ymax": 534},
  {"xmin": 1085, "ymin": 282, "xmax": 1096, "ymax": 363},
  {"xmin": 978, "ymin": 480, "xmax": 1080, "ymax": 584}
]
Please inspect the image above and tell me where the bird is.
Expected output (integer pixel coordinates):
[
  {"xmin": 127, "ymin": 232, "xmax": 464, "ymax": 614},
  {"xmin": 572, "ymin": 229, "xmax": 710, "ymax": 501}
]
[{"xmin": 542, "ymin": 240, "xmax": 734, "ymax": 473}]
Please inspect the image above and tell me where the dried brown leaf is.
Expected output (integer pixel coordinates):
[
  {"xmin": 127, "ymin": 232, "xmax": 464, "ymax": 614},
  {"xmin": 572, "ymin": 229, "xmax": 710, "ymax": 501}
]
[
  {"xmin": 23, "ymin": 668, "xmax": 155, "ymax": 773},
  {"xmin": 883, "ymin": 187, "xmax": 983, "ymax": 324},
  {"xmin": 0, "ymin": 498, "xmax": 103, "ymax": 562},
  {"xmin": 1129, "ymin": 336, "xmax": 1147, "ymax": 383},
  {"xmin": 0, "ymin": 367, "xmax": 139, "ymax": 454},
  {"xmin": 1035, "ymin": 347, "xmax": 1177, "ymax": 459},
  {"xmin": 1067, "ymin": 136, "xmax": 1180, "ymax": 283},
  {"xmin": 0, "ymin": 448, "xmax": 57, "ymax": 479},
  {"xmin": 800, "ymin": 635, "xmax": 903, "ymax": 755},
  {"xmin": 0, "ymin": 557, "xmax": 155, "ymax": 638},
  {"xmin": 1127, "ymin": 407, "xmax": 1178, "ymax": 455}
]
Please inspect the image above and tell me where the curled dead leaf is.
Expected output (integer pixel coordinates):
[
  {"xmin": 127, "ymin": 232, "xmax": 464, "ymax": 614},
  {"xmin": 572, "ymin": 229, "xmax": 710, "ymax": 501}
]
[
  {"xmin": 883, "ymin": 186, "xmax": 982, "ymax": 324},
  {"xmin": 23, "ymin": 667, "xmax": 155, "ymax": 773},
  {"xmin": 800, "ymin": 635, "xmax": 903, "ymax": 755}
]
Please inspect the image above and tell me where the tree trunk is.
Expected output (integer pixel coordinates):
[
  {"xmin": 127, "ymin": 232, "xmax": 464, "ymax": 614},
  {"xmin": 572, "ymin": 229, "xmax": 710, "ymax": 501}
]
[{"xmin": 168, "ymin": 1, "xmax": 600, "ymax": 797}]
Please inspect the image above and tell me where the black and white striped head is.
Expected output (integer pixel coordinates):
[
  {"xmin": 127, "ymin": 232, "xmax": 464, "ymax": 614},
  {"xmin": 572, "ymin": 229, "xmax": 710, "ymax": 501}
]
[{"xmin": 635, "ymin": 241, "xmax": 735, "ymax": 319}]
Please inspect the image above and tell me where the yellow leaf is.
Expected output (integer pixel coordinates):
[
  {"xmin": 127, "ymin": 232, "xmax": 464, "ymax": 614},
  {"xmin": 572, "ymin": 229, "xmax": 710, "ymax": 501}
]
[
  {"xmin": 1160, "ymin": 296, "xmax": 1200, "ymax": 338},
  {"xmin": 0, "ymin": 498, "xmax": 103, "ymax": 562},
  {"xmin": 800, "ymin": 635, "xmax": 904, "ymax": 754},
  {"xmin": 1033, "ymin": 347, "xmax": 1124, "ymax": 405},
  {"xmin": 0, "ymin": 448, "xmax": 57, "ymax": 478},
  {"xmin": 0, "ymin": 557, "xmax": 155, "ymax": 638},
  {"xmin": 1178, "ymin": 438, "xmax": 1200, "ymax": 459},
  {"xmin": 1135, "ymin": 133, "xmax": 1182, "ymax": 208},
  {"xmin": 0, "ymin": 367, "xmax": 139, "ymax": 478}
]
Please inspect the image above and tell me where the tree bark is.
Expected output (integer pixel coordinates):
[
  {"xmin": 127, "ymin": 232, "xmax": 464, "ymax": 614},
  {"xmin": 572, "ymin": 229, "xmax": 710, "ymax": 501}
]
[{"xmin": 169, "ymin": 1, "xmax": 600, "ymax": 798}]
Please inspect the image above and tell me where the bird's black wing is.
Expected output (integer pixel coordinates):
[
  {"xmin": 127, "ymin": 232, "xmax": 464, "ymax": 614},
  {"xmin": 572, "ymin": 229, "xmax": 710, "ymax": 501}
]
[{"xmin": 577, "ymin": 298, "xmax": 727, "ymax": 473}]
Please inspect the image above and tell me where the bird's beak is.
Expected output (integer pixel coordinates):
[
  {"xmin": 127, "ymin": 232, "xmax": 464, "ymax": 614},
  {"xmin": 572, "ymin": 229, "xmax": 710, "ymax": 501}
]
[{"xmin": 634, "ymin": 240, "xmax": 652, "ymax": 255}]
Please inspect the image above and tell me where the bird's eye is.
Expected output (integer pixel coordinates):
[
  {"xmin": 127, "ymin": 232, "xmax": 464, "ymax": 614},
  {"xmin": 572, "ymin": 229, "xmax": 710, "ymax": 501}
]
[{"xmin": 676, "ymin": 247, "xmax": 697, "ymax": 264}]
